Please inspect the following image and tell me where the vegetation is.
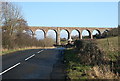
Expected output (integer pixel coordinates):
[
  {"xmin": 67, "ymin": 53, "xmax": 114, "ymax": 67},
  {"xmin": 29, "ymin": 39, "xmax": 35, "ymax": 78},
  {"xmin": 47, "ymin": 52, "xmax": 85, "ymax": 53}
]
[
  {"xmin": 0, "ymin": 2, "xmax": 119, "ymax": 79},
  {"xmin": 96, "ymin": 36, "xmax": 119, "ymax": 75},
  {"xmin": 71, "ymin": 35, "xmax": 79, "ymax": 41},
  {"xmin": 60, "ymin": 38, "xmax": 68, "ymax": 45},
  {"xmin": 64, "ymin": 27, "xmax": 119, "ymax": 80},
  {"xmin": 101, "ymin": 28, "xmax": 119, "ymax": 38},
  {"xmin": 64, "ymin": 49, "xmax": 91, "ymax": 80},
  {"xmin": 64, "ymin": 39, "xmax": 119, "ymax": 80},
  {"xmin": 96, "ymin": 37, "xmax": 119, "ymax": 61},
  {"xmin": 1, "ymin": 2, "xmax": 54, "ymax": 54},
  {"xmin": 2, "ymin": 47, "xmax": 34, "ymax": 55}
]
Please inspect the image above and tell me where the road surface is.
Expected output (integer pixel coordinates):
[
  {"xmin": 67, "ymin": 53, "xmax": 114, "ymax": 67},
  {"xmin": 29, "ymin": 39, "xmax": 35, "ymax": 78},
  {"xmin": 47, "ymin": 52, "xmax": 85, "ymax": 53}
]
[{"xmin": 1, "ymin": 48, "xmax": 66, "ymax": 81}]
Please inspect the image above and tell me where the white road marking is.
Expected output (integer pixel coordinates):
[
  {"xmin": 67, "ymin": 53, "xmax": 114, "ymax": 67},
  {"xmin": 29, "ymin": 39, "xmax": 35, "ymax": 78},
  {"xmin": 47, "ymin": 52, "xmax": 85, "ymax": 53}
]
[
  {"xmin": 25, "ymin": 54, "xmax": 35, "ymax": 61},
  {"xmin": 0, "ymin": 62, "xmax": 21, "ymax": 75},
  {"xmin": 0, "ymin": 50, "xmax": 44, "ymax": 75},
  {"xmin": 37, "ymin": 50, "xmax": 43, "ymax": 53}
]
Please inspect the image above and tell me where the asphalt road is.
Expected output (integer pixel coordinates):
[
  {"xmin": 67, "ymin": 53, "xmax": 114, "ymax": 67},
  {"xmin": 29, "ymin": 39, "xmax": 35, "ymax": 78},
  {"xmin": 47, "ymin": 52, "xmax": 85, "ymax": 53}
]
[{"xmin": 1, "ymin": 48, "xmax": 65, "ymax": 80}]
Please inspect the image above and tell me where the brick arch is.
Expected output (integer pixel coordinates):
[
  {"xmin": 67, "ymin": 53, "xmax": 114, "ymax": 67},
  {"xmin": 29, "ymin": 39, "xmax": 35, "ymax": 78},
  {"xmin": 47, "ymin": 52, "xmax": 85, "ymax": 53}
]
[
  {"xmin": 46, "ymin": 29, "xmax": 57, "ymax": 43},
  {"xmin": 35, "ymin": 29, "xmax": 46, "ymax": 39},
  {"xmin": 60, "ymin": 29, "xmax": 70, "ymax": 39},
  {"xmin": 102, "ymin": 29, "xmax": 110, "ymax": 34},
  {"xmin": 71, "ymin": 29, "xmax": 81, "ymax": 39},
  {"xmin": 99, "ymin": 29, "xmax": 110, "ymax": 34},
  {"xmin": 26, "ymin": 29, "xmax": 34, "ymax": 33},
  {"xmin": 92, "ymin": 29, "xmax": 101, "ymax": 35},
  {"xmin": 47, "ymin": 29, "xmax": 57, "ymax": 34},
  {"xmin": 81, "ymin": 29, "xmax": 92, "ymax": 39},
  {"xmin": 25, "ymin": 29, "xmax": 34, "ymax": 36},
  {"xmin": 104, "ymin": 29, "xmax": 109, "ymax": 32},
  {"xmin": 92, "ymin": 29, "xmax": 102, "ymax": 39}
]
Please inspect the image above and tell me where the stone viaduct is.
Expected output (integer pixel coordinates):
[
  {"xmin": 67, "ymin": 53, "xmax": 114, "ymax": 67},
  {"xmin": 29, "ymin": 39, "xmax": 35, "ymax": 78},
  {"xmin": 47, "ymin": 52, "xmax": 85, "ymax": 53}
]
[{"xmin": 26, "ymin": 26, "xmax": 112, "ymax": 45}]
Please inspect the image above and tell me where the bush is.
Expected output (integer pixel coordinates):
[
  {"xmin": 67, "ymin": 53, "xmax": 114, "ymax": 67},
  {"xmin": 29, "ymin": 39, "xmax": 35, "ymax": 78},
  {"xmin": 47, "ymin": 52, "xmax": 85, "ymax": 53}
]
[
  {"xmin": 2, "ymin": 32, "xmax": 55, "ymax": 49},
  {"xmin": 2, "ymin": 32, "xmax": 15, "ymax": 49},
  {"xmin": 74, "ymin": 40, "xmax": 105, "ymax": 66},
  {"xmin": 65, "ymin": 39, "xmax": 119, "ymax": 79},
  {"xmin": 101, "ymin": 28, "xmax": 119, "ymax": 38},
  {"xmin": 43, "ymin": 37, "xmax": 54, "ymax": 47}
]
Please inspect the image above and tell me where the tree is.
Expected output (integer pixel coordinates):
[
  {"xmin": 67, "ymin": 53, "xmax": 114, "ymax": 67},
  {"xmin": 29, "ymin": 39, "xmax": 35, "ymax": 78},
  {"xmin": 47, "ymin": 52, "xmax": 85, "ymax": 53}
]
[
  {"xmin": 1, "ymin": 2, "xmax": 28, "ymax": 49},
  {"xmin": 1, "ymin": 2, "xmax": 27, "ymax": 36}
]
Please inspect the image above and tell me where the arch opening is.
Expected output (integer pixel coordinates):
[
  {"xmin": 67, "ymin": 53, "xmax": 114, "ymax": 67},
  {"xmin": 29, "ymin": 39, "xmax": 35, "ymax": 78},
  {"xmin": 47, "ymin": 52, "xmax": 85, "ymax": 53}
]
[
  {"xmin": 35, "ymin": 29, "xmax": 45, "ymax": 40},
  {"xmin": 46, "ymin": 30, "xmax": 57, "ymax": 43},
  {"xmin": 92, "ymin": 30, "xmax": 101, "ymax": 39},
  {"xmin": 101, "ymin": 29, "xmax": 109, "ymax": 38},
  {"xmin": 71, "ymin": 29, "xmax": 80, "ymax": 40},
  {"xmin": 24, "ymin": 29, "xmax": 33, "ymax": 36},
  {"xmin": 60, "ymin": 29, "xmax": 69, "ymax": 45},
  {"xmin": 82, "ymin": 30, "xmax": 91, "ymax": 39}
]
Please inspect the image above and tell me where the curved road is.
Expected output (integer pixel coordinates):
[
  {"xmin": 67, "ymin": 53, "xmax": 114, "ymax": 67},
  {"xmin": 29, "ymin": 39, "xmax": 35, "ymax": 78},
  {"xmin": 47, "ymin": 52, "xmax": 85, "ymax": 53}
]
[{"xmin": 1, "ymin": 48, "xmax": 65, "ymax": 81}]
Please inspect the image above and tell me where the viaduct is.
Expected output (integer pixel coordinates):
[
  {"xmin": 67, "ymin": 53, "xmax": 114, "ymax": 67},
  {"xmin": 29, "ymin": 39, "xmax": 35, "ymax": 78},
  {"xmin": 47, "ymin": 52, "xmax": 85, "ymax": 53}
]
[{"xmin": 27, "ymin": 26, "xmax": 113, "ymax": 45}]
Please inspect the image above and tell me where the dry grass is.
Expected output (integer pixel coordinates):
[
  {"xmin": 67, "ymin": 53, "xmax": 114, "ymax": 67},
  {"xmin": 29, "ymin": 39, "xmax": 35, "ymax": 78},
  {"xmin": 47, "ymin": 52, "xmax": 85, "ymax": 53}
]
[
  {"xmin": 96, "ymin": 36, "xmax": 119, "ymax": 61},
  {"xmin": 94, "ymin": 36, "xmax": 120, "ymax": 79},
  {"xmin": 1, "ymin": 46, "xmax": 55, "ymax": 56},
  {"xmin": 88, "ymin": 65, "xmax": 119, "ymax": 79},
  {"xmin": 96, "ymin": 36, "xmax": 118, "ymax": 51}
]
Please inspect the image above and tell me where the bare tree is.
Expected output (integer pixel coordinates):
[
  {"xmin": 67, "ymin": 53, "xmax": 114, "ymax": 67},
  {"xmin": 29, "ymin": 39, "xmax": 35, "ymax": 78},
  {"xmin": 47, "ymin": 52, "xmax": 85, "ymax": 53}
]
[
  {"xmin": 1, "ymin": 2, "xmax": 27, "ymax": 36},
  {"xmin": 1, "ymin": 2, "xmax": 28, "ymax": 49}
]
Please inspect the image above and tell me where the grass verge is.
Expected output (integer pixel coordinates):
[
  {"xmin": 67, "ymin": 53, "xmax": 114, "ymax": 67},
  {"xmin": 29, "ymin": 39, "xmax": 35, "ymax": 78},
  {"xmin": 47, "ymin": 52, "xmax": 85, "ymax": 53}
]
[
  {"xmin": 64, "ymin": 49, "xmax": 91, "ymax": 80},
  {"xmin": 1, "ymin": 46, "xmax": 55, "ymax": 56}
]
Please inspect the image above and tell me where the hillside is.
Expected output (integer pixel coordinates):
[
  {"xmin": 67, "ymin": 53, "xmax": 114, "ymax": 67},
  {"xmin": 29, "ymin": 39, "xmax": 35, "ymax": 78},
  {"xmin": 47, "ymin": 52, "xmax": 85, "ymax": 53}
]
[
  {"xmin": 64, "ymin": 36, "xmax": 119, "ymax": 80},
  {"xmin": 96, "ymin": 36, "xmax": 119, "ymax": 61},
  {"xmin": 96, "ymin": 36, "xmax": 119, "ymax": 77}
]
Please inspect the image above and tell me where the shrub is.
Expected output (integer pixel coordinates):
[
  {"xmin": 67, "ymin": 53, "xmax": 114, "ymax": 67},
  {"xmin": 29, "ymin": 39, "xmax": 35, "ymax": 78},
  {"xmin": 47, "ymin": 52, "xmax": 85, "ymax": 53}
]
[{"xmin": 74, "ymin": 40, "xmax": 105, "ymax": 66}]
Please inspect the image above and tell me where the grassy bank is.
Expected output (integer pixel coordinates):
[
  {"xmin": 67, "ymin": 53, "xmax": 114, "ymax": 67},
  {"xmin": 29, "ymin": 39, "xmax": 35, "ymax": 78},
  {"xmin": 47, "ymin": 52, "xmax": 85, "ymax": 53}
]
[
  {"xmin": 96, "ymin": 36, "xmax": 119, "ymax": 61},
  {"xmin": 96, "ymin": 36, "xmax": 119, "ymax": 77},
  {"xmin": 64, "ymin": 37, "xmax": 119, "ymax": 80},
  {"xmin": 1, "ymin": 46, "xmax": 55, "ymax": 56},
  {"xmin": 64, "ymin": 49, "xmax": 91, "ymax": 80}
]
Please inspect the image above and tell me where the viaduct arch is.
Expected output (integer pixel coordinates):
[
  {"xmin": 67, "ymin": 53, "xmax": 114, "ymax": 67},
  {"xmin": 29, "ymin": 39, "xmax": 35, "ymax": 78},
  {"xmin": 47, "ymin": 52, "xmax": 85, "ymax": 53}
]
[{"xmin": 26, "ymin": 26, "xmax": 113, "ymax": 45}]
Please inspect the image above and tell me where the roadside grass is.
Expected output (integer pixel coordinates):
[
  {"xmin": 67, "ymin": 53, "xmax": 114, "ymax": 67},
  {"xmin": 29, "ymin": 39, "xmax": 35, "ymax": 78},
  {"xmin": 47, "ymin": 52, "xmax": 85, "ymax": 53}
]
[
  {"xmin": 64, "ymin": 49, "xmax": 91, "ymax": 80},
  {"xmin": 64, "ymin": 36, "xmax": 119, "ymax": 80},
  {"xmin": 2, "ymin": 48, "xmax": 29, "ymax": 55},
  {"xmin": 1, "ymin": 46, "xmax": 55, "ymax": 56}
]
